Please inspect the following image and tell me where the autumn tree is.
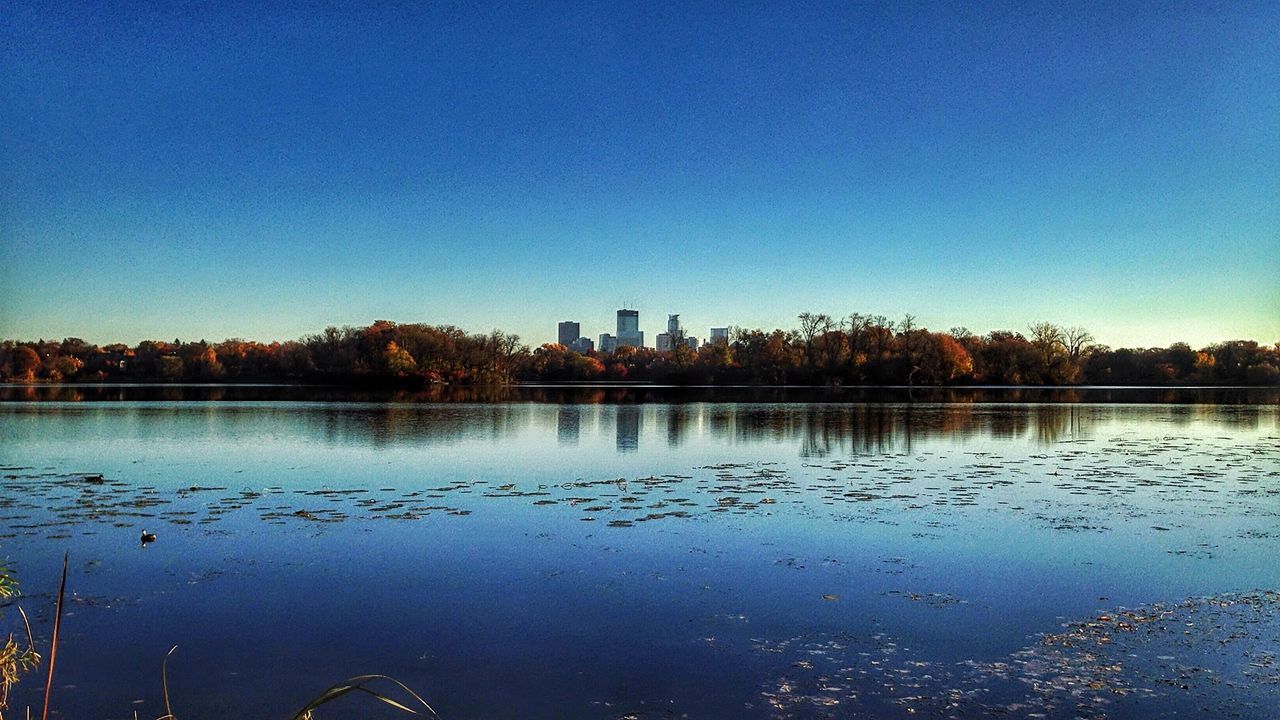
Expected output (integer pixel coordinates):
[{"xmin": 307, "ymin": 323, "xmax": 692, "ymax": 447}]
[
  {"xmin": 44, "ymin": 355, "xmax": 83, "ymax": 382},
  {"xmin": 697, "ymin": 338, "xmax": 735, "ymax": 381},
  {"xmin": 9, "ymin": 346, "xmax": 40, "ymax": 382},
  {"xmin": 181, "ymin": 343, "xmax": 224, "ymax": 380},
  {"xmin": 277, "ymin": 341, "xmax": 315, "ymax": 376},
  {"xmin": 911, "ymin": 333, "xmax": 974, "ymax": 385},
  {"xmin": 382, "ymin": 341, "xmax": 418, "ymax": 375},
  {"xmin": 976, "ymin": 331, "xmax": 1040, "ymax": 384}
]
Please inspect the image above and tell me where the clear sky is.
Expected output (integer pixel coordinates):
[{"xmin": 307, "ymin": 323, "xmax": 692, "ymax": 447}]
[{"xmin": 2, "ymin": 1, "xmax": 1277, "ymax": 349}]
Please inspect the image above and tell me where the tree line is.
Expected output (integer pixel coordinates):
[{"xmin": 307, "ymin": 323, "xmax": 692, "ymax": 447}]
[{"xmin": 2, "ymin": 315, "xmax": 1277, "ymax": 386}]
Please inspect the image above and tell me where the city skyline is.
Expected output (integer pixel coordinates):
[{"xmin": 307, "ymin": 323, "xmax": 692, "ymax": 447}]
[{"xmin": 2, "ymin": 2, "xmax": 1277, "ymax": 349}]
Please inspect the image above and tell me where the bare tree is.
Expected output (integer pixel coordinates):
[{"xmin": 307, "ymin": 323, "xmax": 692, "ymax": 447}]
[
  {"xmin": 1028, "ymin": 322, "xmax": 1066, "ymax": 361},
  {"xmin": 797, "ymin": 312, "xmax": 829, "ymax": 367},
  {"xmin": 1028, "ymin": 322, "xmax": 1064, "ymax": 347},
  {"xmin": 797, "ymin": 313, "xmax": 826, "ymax": 348},
  {"xmin": 1063, "ymin": 326, "xmax": 1095, "ymax": 359},
  {"xmin": 1028, "ymin": 322, "xmax": 1068, "ymax": 383}
]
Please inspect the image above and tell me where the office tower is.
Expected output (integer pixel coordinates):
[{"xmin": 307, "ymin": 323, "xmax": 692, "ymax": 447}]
[
  {"xmin": 617, "ymin": 309, "xmax": 643, "ymax": 348},
  {"xmin": 557, "ymin": 321, "xmax": 580, "ymax": 347},
  {"xmin": 569, "ymin": 337, "xmax": 594, "ymax": 354},
  {"xmin": 599, "ymin": 334, "xmax": 618, "ymax": 353},
  {"xmin": 667, "ymin": 314, "xmax": 681, "ymax": 335},
  {"xmin": 710, "ymin": 327, "xmax": 729, "ymax": 343},
  {"xmin": 617, "ymin": 309, "xmax": 639, "ymax": 334},
  {"xmin": 656, "ymin": 333, "xmax": 673, "ymax": 352}
]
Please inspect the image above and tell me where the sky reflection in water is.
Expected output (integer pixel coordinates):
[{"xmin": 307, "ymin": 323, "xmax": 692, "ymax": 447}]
[{"xmin": 0, "ymin": 390, "xmax": 1277, "ymax": 719}]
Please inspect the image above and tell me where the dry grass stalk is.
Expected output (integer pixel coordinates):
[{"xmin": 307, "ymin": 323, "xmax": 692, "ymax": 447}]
[
  {"xmin": 0, "ymin": 568, "xmax": 41, "ymax": 720},
  {"xmin": 290, "ymin": 674, "xmax": 441, "ymax": 720},
  {"xmin": 40, "ymin": 553, "xmax": 68, "ymax": 720}
]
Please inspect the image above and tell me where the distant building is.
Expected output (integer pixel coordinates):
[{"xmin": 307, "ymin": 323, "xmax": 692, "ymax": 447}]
[
  {"xmin": 599, "ymin": 334, "xmax": 618, "ymax": 353},
  {"xmin": 710, "ymin": 327, "xmax": 729, "ymax": 343},
  {"xmin": 617, "ymin": 309, "xmax": 643, "ymax": 348},
  {"xmin": 659, "ymin": 326, "xmax": 698, "ymax": 353},
  {"xmin": 557, "ymin": 321, "xmax": 580, "ymax": 347},
  {"xmin": 617, "ymin": 309, "xmax": 639, "ymax": 334},
  {"xmin": 570, "ymin": 337, "xmax": 594, "ymax": 354},
  {"xmin": 621, "ymin": 331, "xmax": 644, "ymax": 348}
]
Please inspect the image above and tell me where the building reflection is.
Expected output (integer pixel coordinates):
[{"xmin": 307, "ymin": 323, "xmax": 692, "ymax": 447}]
[
  {"xmin": 557, "ymin": 405, "xmax": 581, "ymax": 446},
  {"xmin": 666, "ymin": 406, "xmax": 690, "ymax": 448},
  {"xmin": 616, "ymin": 405, "xmax": 641, "ymax": 453},
  {"xmin": 3, "ymin": 385, "xmax": 1275, "ymax": 456}
]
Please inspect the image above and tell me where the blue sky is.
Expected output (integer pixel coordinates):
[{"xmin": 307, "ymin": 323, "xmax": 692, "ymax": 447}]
[{"xmin": 2, "ymin": 1, "xmax": 1276, "ymax": 348}]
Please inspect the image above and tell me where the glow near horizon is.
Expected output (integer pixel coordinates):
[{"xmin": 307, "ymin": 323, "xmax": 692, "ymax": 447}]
[{"xmin": 1, "ymin": 2, "xmax": 1276, "ymax": 349}]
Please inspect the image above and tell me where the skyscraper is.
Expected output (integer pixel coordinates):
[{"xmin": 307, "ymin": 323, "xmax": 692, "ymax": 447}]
[
  {"xmin": 617, "ymin": 309, "xmax": 643, "ymax": 348},
  {"xmin": 657, "ymin": 313, "xmax": 682, "ymax": 352},
  {"xmin": 617, "ymin": 309, "xmax": 638, "ymax": 335},
  {"xmin": 557, "ymin": 321, "xmax": 580, "ymax": 347}
]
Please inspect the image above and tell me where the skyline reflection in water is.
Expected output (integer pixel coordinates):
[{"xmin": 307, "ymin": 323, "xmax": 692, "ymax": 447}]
[{"xmin": 2, "ymin": 395, "xmax": 1274, "ymax": 461}]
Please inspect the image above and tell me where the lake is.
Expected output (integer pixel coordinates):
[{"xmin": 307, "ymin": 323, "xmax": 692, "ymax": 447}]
[{"xmin": 1, "ymin": 385, "xmax": 1277, "ymax": 719}]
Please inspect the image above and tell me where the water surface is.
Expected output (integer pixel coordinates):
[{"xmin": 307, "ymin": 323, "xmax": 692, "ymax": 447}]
[{"xmin": 1, "ymin": 387, "xmax": 1276, "ymax": 719}]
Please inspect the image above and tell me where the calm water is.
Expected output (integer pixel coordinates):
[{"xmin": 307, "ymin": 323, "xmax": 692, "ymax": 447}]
[{"xmin": 1, "ymin": 386, "xmax": 1277, "ymax": 719}]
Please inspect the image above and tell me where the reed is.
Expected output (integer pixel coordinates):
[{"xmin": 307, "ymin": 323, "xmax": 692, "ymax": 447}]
[
  {"xmin": 155, "ymin": 647, "xmax": 438, "ymax": 720},
  {"xmin": 0, "ymin": 604, "xmax": 41, "ymax": 717},
  {"xmin": 10, "ymin": 557, "xmax": 440, "ymax": 720},
  {"xmin": 40, "ymin": 553, "xmax": 68, "ymax": 720},
  {"xmin": 290, "ymin": 674, "xmax": 441, "ymax": 720},
  {"xmin": 159, "ymin": 645, "xmax": 178, "ymax": 720}
]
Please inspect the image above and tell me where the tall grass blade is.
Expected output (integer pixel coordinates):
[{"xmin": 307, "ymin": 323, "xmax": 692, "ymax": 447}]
[
  {"xmin": 40, "ymin": 553, "xmax": 67, "ymax": 720},
  {"xmin": 15, "ymin": 608, "xmax": 35, "ymax": 663},
  {"xmin": 289, "ymin": 674, "xmax": 440, "ymax": 720},
  {"xmin": 350, "ymin": 686, "xmax": 416, "ymax": 713},
  {"xmin": 161, "ymin": 645, "xmax": 178, "ymax": 720}
]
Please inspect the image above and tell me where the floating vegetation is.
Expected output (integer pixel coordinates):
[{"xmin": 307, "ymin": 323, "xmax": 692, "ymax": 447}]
[
  {"xmin": 883, "ymin": 590, "xmax": 965, "ymax": 607},
  {"xmin": 2, "ymin": 432, "xmax": 1278, "ymax": 555},
  {"xmin": 754, "ymin": 591, "xmax": 1280, "ymax": 719}
]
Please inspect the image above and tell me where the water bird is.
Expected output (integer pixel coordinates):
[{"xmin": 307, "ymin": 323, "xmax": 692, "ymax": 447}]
[{"xmin": 140, "ymin": 529, "xmax": 157, "ymax": 546}]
